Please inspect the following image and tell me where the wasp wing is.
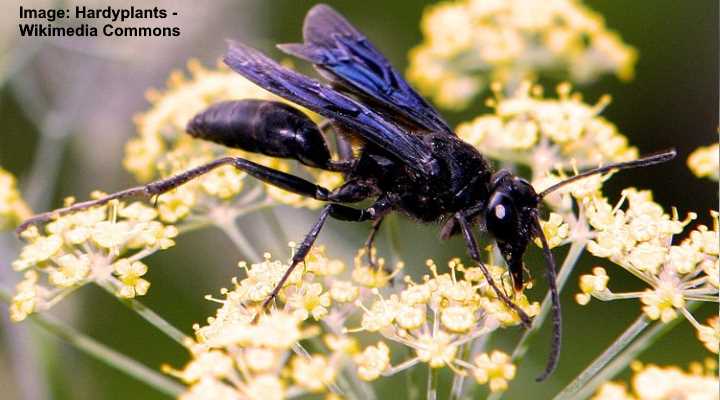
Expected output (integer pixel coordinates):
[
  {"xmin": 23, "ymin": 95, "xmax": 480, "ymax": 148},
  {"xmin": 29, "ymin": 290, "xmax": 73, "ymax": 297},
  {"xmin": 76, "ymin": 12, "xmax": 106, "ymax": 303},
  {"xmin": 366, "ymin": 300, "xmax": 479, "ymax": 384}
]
[
  {"xmin": 224, "ymin": 41, "xmax": 434, "ymax": 173},
  {"xmin": 277, "ymin": 4, "xmax": 453, "ymax": 136}
]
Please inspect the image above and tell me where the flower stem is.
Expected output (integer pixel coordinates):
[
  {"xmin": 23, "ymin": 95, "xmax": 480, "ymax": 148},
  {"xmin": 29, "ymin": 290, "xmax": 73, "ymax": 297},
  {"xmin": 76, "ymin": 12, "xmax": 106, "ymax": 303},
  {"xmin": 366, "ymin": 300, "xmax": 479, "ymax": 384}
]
[
  {"xmin": 96, "ymin": 280, "xmax": 189, "ymax": 345},
  {"xmin": 449, "ymin": 342, "xmax": 471, "ymax": 400},
  {"xmin": 554, "ymin": 314, "xmax": 649, "ymax": 400},
  {"xmin": 0, "ymin": 287, "xmax": 184, "ymax": 397},
  {"xmin": 215, "ymin": 217, "xmax": 262, "ymax": 263},
  {"xmin": 427, "ymin": 366, "xmax": 439, "ymax": 400},
  {"xmin": 261, "ymin": 208, "xmax": 291, "ymax": 254},
  {"xmin": 560, "ymin": 301, "xmax": 702, "ymax": 400}
]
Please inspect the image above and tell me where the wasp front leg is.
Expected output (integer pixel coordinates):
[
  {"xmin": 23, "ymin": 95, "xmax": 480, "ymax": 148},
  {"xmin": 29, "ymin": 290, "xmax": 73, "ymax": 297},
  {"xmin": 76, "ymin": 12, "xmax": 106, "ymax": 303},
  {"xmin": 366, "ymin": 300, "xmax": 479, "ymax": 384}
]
[{"xmin": 456, "ymin": 213, "xmax": 532, "ymax": 327}]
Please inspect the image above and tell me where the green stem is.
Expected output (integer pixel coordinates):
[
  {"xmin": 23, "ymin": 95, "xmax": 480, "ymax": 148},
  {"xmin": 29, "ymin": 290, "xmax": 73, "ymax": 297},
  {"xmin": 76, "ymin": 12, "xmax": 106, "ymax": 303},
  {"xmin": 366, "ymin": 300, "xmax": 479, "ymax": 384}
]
[
  {"xmin": 177, "ymin": 217, "xmax": 211, "ymax": 235},
  {"xmin": 96, "ymin": 281, "xmax": 189, "ymax": 346},
  {"xmin": 427, "ymin": 366, "xmax": 439, "ymax": 400},
  {"xmin": 563, "ymin": 302, "xmax": 702, "ymax": 400},
  {"xmin": 407, "ymin": 359, "xmax": 421, "ymax": 400},
  {"xmin": 215, "ymin": 217, "xmax": 262, "ymax": 263},
  {"xmin": 449, "ymin": 342, "xmax": 471, "ymax": 400},
  {"xmin": 334, "ymin": 372, "xmax": 360, "ymax": 400},
  {"xmin": 488, "ymin": 238, "xmax": 586, "ymax": 400},
  {"xmin": 0, "ymin": 288, "xmax": 183, "ymax": 397},
  {"xmin": 261, "ymin": 208, "xmax": 291, "ymax": 255},
  {"xmin": 554, "ymin": 315, "xmax": 650, "ymax": 400}
]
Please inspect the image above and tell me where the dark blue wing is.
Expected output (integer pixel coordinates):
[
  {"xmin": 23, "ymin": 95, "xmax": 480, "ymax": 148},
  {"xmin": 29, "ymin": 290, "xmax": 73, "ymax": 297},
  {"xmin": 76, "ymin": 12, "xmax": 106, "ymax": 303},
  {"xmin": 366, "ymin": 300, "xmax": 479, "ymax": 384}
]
[
  {"xmin": 224, "ymin": 41, "xmax": 434, "ymax": 173},
  {"xmin": 277, "ymin": 4, "xmax": 453, "ymax": 136}
]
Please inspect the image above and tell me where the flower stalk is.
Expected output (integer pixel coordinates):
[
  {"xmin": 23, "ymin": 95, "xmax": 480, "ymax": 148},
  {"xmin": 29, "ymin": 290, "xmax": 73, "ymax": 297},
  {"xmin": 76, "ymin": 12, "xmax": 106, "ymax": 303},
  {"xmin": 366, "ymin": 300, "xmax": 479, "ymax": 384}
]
[
  {"xmin": 214, "ymin": 216, "xmax": 262, "ymax": 263},
  {"xmin": 426, "ymin": 365, "xmax": 439, "ymax": 400},
  {"xmin": 96, "ymin": 280, "xmax": 189, "ymax": 345},
  {"xmin": 555, "ymin": 314, "xmax": 650, "ymax": 400},
  {"xmin": 560, "ymin": 301, "xmax": 703, "ymax": 400},
  {"xmin": 0, "ymin": 286, "xmax": 184, "ymax": 397}
]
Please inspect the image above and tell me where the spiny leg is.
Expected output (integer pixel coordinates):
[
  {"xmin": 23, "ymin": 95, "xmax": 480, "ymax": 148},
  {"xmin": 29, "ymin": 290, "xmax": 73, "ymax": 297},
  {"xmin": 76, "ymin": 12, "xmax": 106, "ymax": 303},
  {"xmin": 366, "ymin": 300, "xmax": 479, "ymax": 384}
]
[
  {"xmin": 261, "ymin": 202, "xmax": 381, "ymax": 310},
  {"xmin": 456, "ymin": 213, "xmax": 532, "ymax": 327},
  {"xmin": 363, "ymin": 218, "xmax": 384, "ymax": 269},
  {"xmin": 18, "ymin": 156, "xmax": 335, "ymax": 233}
]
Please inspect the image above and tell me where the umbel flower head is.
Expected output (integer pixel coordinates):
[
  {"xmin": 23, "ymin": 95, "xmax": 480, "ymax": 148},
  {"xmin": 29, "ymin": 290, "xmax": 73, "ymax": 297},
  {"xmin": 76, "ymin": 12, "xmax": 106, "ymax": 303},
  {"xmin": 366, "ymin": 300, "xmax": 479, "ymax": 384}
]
[
  {"xmin": 0, "ymin": 167, "xmax": 31, "ymax": 231},
  {"xmin": 408, "ymin": 0, "xmax": 637, "ymax": 108},
  {"xmin": 166, "ymin": 245, "xmax": 534, "ymax": 397},
  {"xmin": 124, "ymin": 59, "xmax": 342, "ymax": 225},
  {"xmin": 687, "ymin": 143, "xmax": 719, "ymax": 181},
  {"xmin": 9, "ymin": 196, "xmax": 177, "ymax": 321},
  {"xmin": 456, "ymin": 82, "xmax": 638, "ymax": 180},
  {"xmin": 575, "ymin": 188, "xmax": 719, "ymax": 351},
  {"xmin": 592, "ymin": 360, "xmax": 719, "ymax": 400},
  {"xmin": 165, "ymin": 309, "xmax": 342, "ymax": 400},
  {"xmin": 346, "ymin": 258, "xmax": 535, "ymax": 392},
  {"xmin": 164, "ymin": 247, "xmax": 356, "ymax": 399}
]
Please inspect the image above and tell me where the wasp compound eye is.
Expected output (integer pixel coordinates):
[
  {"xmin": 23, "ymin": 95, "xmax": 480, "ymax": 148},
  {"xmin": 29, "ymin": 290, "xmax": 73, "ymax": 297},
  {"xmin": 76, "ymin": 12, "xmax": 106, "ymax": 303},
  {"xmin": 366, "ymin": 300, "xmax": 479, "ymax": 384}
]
[{"xmin": 486, "ymin": 192, "xmax": 517, "ymax": 241}]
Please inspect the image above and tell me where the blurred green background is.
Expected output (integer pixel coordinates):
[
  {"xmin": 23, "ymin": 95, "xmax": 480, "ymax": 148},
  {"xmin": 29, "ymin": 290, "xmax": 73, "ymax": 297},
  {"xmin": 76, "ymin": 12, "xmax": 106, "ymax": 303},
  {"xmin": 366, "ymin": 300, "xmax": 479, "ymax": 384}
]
[{"xmin": 0, "ymin": 1, "xmax": 717, "ymax": 399}]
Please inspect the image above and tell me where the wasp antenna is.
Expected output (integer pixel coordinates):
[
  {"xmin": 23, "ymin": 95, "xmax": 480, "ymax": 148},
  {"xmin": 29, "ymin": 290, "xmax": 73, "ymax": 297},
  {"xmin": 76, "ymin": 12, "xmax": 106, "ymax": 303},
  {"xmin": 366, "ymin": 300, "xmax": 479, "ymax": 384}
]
[
  {"xmin": 533, "ymin": 215, "xmax": 562, "ymax": 382},
  {"xmin": 538, "ymin": 149, "xmax": 677, "ymax": 198}
]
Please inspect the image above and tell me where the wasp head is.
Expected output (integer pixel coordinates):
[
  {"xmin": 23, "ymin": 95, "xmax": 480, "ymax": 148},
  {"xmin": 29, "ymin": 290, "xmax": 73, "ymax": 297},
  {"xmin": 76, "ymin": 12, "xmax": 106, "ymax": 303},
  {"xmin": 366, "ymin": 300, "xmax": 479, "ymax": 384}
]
[{"xmin": 485, "ymin": 170, "xmax": 541, "ymax": 293}]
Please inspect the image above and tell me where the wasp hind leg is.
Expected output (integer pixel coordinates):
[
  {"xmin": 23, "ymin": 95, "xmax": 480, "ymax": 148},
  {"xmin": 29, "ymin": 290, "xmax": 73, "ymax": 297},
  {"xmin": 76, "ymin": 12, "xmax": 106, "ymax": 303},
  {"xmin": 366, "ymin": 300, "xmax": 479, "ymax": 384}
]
[{"xmin": 18, "ymin": 156, "xmax": 337, "ymax": 233}]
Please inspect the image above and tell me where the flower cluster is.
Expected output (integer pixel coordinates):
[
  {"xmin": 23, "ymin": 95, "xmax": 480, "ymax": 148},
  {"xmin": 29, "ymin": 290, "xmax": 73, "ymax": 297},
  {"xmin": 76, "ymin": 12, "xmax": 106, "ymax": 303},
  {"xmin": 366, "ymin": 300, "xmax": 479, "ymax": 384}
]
[
  {"xmin": 9, "ymin": 196, "xmax": 177, "ymax": 321},
  {"xmin": 687, "ymin": 143, "xmax": 719, "ymax": 181},
  {"xmin": 348, "ymin": 253, "xmax": 539, "ymax": 391},
  {"xmin": 456, "ymin": 82, "xmax": 638, "ymax": 179},
  {"xmin": 592, "ymin": 360, "xmax": 719, "ymax": 400},
  {"xmin": 349, "ymin": 259, "xmax": 539, "ymax": 392},
  {"xmin": 165, "ymin": 309, "xmax": 343, "ymax": 400},
  {"xmin": 348, "ymin": 258, "xmax": 536, "ymax": 392},
  {"xmin": 164, "ymin": 247, "xmax": 359, "ymax": 399},
  {"xmin": 575, "ymin": 188, "xmax": 718, "ymax": 351},
  {"xmin": 0, "ymin": 167, "xmax": 31, "ymax": 231},
  {"xmin": 407, "ymin": 0, "xmax": 637, "ymax": 109},
  {"xmin": 124, "ymin": 60, "xmax": 342, "ymax": 224},
  {"xmin": 165, "ymin": 245, "xmax": 534, "ymax": 397}
]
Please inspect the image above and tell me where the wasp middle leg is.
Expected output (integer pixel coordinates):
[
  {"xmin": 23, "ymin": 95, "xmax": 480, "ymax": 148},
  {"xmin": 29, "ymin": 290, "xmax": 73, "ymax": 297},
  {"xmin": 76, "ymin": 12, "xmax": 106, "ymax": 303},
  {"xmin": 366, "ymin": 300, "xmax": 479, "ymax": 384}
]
[
  {"xmin": 262, "ymin": 197, "xmax": 394, "ymax": 310},
  {"xmin": 362, "ymin": 218, "xmax": 384, "ymax": 269}
]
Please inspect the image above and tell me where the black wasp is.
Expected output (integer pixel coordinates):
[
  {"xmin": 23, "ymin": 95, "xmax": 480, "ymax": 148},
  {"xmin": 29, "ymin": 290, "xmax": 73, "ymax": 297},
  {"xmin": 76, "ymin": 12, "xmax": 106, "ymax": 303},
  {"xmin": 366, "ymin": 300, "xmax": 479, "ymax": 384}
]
[{"xmin": 19, "ymin": 4, "xmax": 675, "ymax": 380}]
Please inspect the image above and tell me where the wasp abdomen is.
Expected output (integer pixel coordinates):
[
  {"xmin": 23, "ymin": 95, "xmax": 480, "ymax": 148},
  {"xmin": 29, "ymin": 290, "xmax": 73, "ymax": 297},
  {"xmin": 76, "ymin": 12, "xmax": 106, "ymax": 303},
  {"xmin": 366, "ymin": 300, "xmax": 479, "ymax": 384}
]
[{"xmin": 187, "ymin": 100, "xmax": 332, "ymax": 168}]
